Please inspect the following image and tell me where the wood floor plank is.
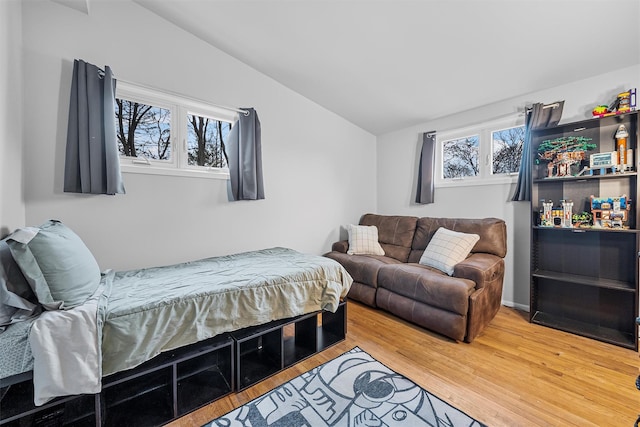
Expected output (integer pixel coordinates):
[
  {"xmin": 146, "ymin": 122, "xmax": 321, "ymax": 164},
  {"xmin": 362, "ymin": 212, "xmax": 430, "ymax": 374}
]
[{"xmin": 167, "ymin": 302, "xmax": 639, "ymax": 427}]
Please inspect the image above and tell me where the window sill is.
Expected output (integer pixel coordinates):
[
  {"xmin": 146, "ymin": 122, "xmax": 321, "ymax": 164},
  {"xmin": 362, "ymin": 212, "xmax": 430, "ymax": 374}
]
[
  {"xmin": 436, "ymin": 175, "xmax": 517, "ymax": 188},
  {"xmin": 121, "ymin": 164, "xmax": 229, "ymax": 180}
]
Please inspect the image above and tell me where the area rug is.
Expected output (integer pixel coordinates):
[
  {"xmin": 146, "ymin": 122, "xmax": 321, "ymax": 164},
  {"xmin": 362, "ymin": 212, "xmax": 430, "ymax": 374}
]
[{"xmin": 204, "ymin": 346, "xmax": 486, "ymax": 427}]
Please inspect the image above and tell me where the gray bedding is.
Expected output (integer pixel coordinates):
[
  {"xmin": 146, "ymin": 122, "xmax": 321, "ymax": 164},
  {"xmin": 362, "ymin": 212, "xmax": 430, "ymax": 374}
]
[
  {"xmin": 0, "ymin": 318, "xmax": 35, "ymax": 380},
  {"xmin": 1, "ymin": 247, "xmax": 352, "ymax": 383},
  {"xmin": 102, "ymin": 247, "xmax": 352, "ymax": 375}
]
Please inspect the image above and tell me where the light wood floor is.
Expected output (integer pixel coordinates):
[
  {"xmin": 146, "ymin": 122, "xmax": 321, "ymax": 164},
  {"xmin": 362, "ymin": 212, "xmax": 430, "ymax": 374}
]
[{"xmin": 167, "ymin": 302, "xmax": 639, "ymax": 427}]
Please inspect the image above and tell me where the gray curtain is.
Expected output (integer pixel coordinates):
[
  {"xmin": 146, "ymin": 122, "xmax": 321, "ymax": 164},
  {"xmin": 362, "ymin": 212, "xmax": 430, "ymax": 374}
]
[
  {"xmin": 227, "ymin": 108, "xmax": 264, "ymax": 201},
  {"xmin": 511, "ymin": 101, "xmax": 564, "ymax": 201},
  {"xmin": 64, "ymin": 59, "xmax": 125, "ymax": 195},
  {"xmin": 415, "ymin": 131, "xmax": 436, "ymax": 204}
]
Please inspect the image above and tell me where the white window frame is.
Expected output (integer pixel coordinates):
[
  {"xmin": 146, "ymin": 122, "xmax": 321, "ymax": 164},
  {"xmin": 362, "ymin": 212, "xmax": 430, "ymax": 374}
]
[
  {"xmin": 439, "ymin": 132, "xmax": 482, "ymax": 184},
  {"xmin": 116, "ymin": 81, "xmax": 238, "ymax": 180},
  {"xmin": 435, "ymin": 114, "xmax": 524, "ymax": 188}
]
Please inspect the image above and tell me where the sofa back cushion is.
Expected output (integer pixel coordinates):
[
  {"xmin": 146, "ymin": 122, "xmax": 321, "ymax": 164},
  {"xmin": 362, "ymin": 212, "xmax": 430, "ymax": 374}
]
[
  {"xmin": 360, "ymin": 214, "xmax": 418, "ymax": 262},
  {"xmin": 408, "ymin": 217, "xmax": 507, "ymax": 263}
]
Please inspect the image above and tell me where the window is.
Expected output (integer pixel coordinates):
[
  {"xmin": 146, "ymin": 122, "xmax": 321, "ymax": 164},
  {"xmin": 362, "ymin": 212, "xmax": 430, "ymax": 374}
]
[
  {"xmin": 436, "ymin": 115, "xmax": 524, "ymax": 187},
  {"xmin": 186, "ymin": 113, "xmax": 230, "ymax": 168},
  {"xmin": 116, "ymin": 99, "xmax": 172, "ymax": 162},
  {"xmin": 115, "ymin": 82, "xmax": 237, "ymax": 178},
  {"xmin": 491, "ymin": 125, "xmax": 525, "ymax": 175},
  {"xmin": 442, "ymin": 135, "xmax": 479, "ymax": 179}
]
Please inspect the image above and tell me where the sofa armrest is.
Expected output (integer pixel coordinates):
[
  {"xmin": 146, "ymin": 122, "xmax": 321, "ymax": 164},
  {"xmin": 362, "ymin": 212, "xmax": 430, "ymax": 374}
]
[
  {"xmin": 332, "ymin": 240, "xmax": 349, "ymax": 253},
  {"xmin": 453, "ymin": 253, "xmax": 504, "ymax": 289},
  {"xmin": 454, "ymin": 253, "xmax": 505, "ymax": 343}
]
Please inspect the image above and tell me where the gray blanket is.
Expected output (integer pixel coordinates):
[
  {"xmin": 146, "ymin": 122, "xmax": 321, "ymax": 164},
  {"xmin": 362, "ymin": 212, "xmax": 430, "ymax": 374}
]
[{"xmin": 28, "ymin": 247, "xmax": 352, "ymax": 404}]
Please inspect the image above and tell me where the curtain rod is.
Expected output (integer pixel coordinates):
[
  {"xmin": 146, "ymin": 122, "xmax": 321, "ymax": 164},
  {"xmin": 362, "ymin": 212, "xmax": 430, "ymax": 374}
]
[
  {"xmin": 117, "ymin": 78, "xmax": 250, "ymax": 116},
  {"xmin": 527, "ymin": 102, "xmax": 560, "ymax": 112},
  {"xmin": 425, "ymin": 102, "xmax": 560, "ymax": 137}
]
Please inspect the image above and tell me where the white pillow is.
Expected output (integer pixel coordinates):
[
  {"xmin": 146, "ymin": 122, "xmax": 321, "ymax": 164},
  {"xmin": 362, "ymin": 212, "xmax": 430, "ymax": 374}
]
[
  {"xmin": 347, "ymin": 224, "xmax": 385, "ymax": 256},
  {"xmin": 419, "ymin": 227, "xmax": 479, "ymax": 275}
]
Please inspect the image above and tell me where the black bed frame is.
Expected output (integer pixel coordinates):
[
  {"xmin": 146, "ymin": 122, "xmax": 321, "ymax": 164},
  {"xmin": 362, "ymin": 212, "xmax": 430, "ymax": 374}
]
[{"xmin": 0, "ymin": 301, "xmax": 347, "ymax": 427}]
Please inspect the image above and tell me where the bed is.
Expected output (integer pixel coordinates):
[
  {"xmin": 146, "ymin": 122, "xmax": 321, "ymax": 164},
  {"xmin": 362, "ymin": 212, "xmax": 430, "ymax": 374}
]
[{"xmin": 0, "ymin": 221, "xmax": 352, "ymax": 410}]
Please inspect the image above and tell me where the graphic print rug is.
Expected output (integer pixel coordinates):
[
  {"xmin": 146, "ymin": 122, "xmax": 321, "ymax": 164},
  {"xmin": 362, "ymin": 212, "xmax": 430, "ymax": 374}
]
[{"xmin": 204, "ymin": 346, "xmax": 487, "ymax": 427}]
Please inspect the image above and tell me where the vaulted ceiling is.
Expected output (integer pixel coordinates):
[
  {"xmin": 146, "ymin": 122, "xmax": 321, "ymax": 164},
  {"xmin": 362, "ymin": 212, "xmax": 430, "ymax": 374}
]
[{"xmin": 104, "ymin": 1, "xmax": 640, "ymax": 134}]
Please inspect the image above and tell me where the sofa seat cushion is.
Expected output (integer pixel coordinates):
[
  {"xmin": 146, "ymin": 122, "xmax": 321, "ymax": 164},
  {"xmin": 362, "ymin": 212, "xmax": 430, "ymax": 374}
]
[
  {"xmin": 324, "ymin": 252, "xmax": 402, "ymax": 288},
  {"xmin": 376, "ymin": 288, "xmax": 467, "ymax": 341},
  {"xmin": 377, "ymin": 263, "xmax": 475, "ymax": 315},
  {"xmin": 344, "ymin": 281, "xmax": 377, "ymax": 307}
]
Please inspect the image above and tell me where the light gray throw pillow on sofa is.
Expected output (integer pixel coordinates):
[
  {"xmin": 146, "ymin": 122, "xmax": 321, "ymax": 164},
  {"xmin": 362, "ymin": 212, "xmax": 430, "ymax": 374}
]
[
  {"xmin": 347, "ymin": 224, "xmax": 385, "ymax": 256},
  {"xmin": 419, "ymin": 227, "xmax": 479, "ymax": 276},
  {"xmin": 7, "ymin": 220, "xmax": 101, "ymax": 310}
]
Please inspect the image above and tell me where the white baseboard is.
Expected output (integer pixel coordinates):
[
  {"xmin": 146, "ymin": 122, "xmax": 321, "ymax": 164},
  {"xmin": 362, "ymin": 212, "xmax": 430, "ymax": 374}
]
[{"xmin": 501, "ymin": 300, "xmax": 530, "ymax": 312}]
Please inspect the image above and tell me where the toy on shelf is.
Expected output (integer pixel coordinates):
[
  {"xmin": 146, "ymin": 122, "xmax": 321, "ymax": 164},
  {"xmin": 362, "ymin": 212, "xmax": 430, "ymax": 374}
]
[
  {"xmin": 617, "ymin": 90, "xmax": 632, "ymax": 113},
  {"xmin": 592, "ymin": 105, "xmax": 608, "ymax": 116},
  {"xmin": 537, "ymin": 136, "xmax": 596, "ymax": 178},
  {"xmin": 561, "ymin": 199, "xmax": 573, "ymax": 228},
  {"xmin": 551, "ymin": 206, "xmax": 564, "ymax": 226},
  {"xmin": 590, "ymin": 195, "xmax": 631, "ymax": 228},
  {"xmin": 539, "ymin": 200, "xmax": 554, "ymax": 227},
  {"xmin": 575, "ymin": 125, "xmax": 634, "ymax": 176},
  {"xmin": 572, "ymin": 211, "xmax": 593, "ymax": 227},
  {"xmin": 581, "ymin": 151, "xmax": 619, "ymax": 176},
  {"xmin": 538, "ymin": 196, "xmax": 632, "ymax": 229},
  {"xmin": 538, "ymin": 200, "xmax": 572, "ymax": 227},
  {"xmin": 615, "ymin": 124, "xmax": 633, "ymax": 171},
  {"xmin": 592, "ymin": 88, "xmax": 637, "ymax": 118}
]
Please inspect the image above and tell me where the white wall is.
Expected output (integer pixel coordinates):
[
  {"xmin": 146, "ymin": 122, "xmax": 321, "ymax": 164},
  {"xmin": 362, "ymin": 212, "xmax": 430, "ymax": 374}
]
[
  {"xmin": 0, "ymin": 0, "xmax": 25, "ymax": 236},
  {"xmin": 21, "ymin": 0, "xmax": 376, "ymax": 270},
  {"xmin": 376, "ymin": 65, "xmax": 640, "ymax": 309}
]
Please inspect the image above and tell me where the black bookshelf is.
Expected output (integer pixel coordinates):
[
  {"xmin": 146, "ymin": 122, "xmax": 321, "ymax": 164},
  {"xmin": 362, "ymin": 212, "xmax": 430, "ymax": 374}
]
[{"xmin": 530, "ymin": 111, "xmax": 639, "ymax": 350}]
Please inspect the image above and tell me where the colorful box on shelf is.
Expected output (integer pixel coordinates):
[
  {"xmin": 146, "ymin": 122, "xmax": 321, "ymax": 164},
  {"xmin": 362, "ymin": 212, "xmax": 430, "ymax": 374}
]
[
  {"xmin": 593, "ymin": 88, "xmax": 637, "ymax": 118},
  {"xmin": 590, "ymin": 195, "xmax": 631, "ymax": 229}
]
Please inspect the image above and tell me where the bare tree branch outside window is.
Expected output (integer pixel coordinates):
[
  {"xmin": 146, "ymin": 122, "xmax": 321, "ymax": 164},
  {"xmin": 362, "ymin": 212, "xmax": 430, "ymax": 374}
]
[
  {"xmin": 115, "ymin": 98, "xmax": 171, "ymax": 160},
  {"xmin": 492, "ymin": 126, "xmax": 525, "ymax": 174},
  {"xmin": 187, "ymin": 114, "xmax": 231, "ymax": 168},
  {"xmin": 442, "ymin": 136, "xmax": 479, "ymax": 178}
]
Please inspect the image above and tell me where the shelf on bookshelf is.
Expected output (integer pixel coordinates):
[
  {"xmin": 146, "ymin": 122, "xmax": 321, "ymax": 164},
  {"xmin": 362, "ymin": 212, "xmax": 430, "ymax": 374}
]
[
  {"xmin": 532, "ymin": 226, "xmax": 638, "ymax": 233},
  {"xmin": 532, "ymin": 269, "xmax": 635, "ymax": 292},
  {"xmin": 531, "ymin": 311, "xmax": 636, "ymax": 349},
  {"xmin": 533, "ymin": 171, "xmax": 637, "ymax": 183}
]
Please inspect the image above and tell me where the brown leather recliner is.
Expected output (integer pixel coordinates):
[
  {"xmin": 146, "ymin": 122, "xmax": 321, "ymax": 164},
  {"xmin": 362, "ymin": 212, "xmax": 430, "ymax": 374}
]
[{"xmin": 325, "ymin": 214, "xmax": 507, "ymax": 343}]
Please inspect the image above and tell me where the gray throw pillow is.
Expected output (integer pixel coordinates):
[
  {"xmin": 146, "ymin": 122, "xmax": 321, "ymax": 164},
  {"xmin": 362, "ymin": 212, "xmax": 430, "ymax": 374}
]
[{"xmin": 7, "ymin": 220, "xmax": 101, "ymax": 310}]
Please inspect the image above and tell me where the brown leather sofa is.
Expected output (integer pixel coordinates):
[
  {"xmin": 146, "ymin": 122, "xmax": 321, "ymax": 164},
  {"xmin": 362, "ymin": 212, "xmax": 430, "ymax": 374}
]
[{"xmin": 325, "ymin": 214, "xmax": 507, "ymax": 343}]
